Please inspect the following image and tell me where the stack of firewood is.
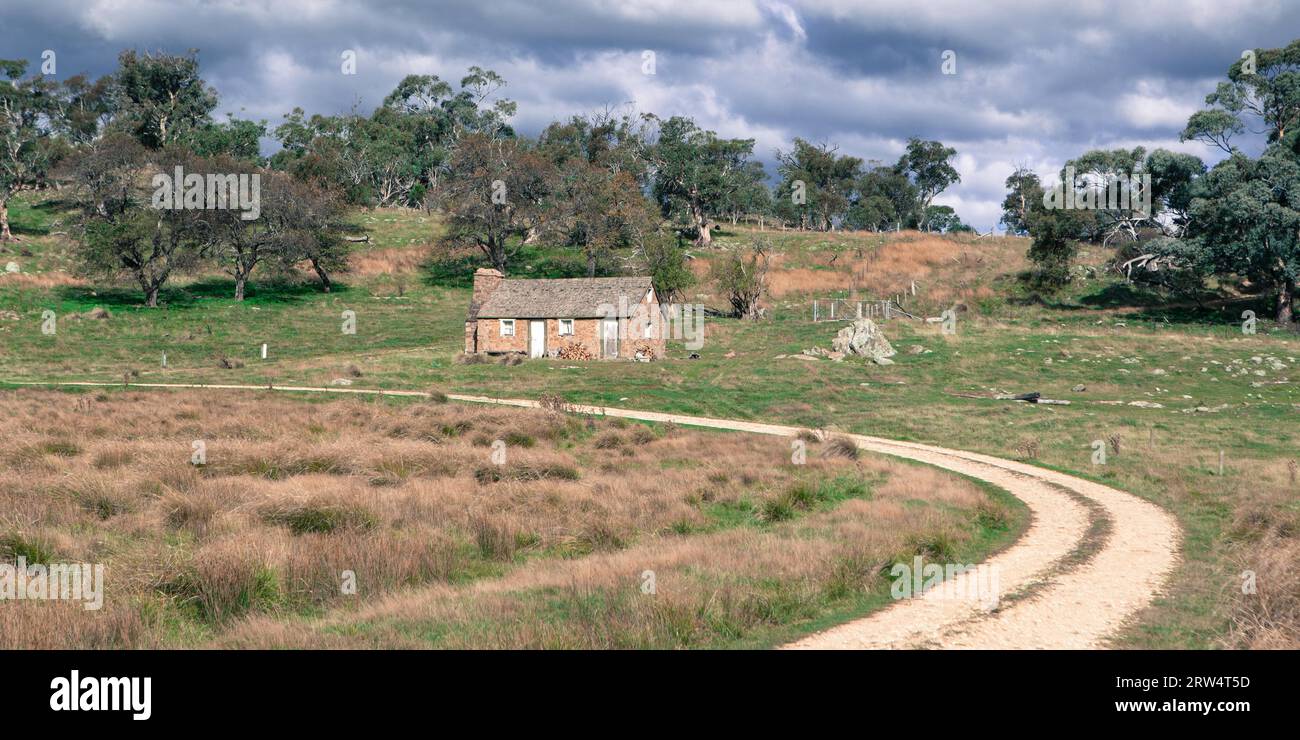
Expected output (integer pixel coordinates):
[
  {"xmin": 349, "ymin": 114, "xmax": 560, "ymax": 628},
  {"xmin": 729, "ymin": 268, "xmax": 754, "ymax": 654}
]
[{"xmin": 556, "ymin": 341, "xmax": 594, "ymax": 360}]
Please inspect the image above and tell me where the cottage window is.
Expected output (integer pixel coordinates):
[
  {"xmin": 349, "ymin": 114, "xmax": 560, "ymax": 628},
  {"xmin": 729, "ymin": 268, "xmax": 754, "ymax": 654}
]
[
  {"xmin": 500, "ymin": 319, "xmax": 515, "ymax": 337},
  {"xmin": 559, "ymin": 319, "xmax": 574, "ymax": 336}
]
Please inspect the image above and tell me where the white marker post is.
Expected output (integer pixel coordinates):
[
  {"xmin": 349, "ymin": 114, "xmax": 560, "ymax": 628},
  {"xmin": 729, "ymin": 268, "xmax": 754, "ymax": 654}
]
[{"xmin": 261, "ymin": 343, "xmax": 268, "ymax": 360}]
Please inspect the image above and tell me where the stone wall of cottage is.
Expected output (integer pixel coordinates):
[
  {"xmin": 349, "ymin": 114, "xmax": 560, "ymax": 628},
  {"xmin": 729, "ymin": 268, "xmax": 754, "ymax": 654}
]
[
  {"xmin": 474, "ymin": 318, "xmax": 529, "ymax": 354},
  {"xmin": 467, "ymin": 288, "xmax": 667, "ymax": 360}
]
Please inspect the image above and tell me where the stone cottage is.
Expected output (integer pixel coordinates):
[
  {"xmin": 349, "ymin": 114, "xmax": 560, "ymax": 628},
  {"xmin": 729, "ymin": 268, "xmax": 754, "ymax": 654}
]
[{"xmin": 464, "ymin": 268, "xmax": 666, "ymax": 360}]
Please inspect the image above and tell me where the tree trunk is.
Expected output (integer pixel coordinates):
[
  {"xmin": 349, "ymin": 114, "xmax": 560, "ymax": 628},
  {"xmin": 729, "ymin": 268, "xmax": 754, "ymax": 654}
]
[
  {"xmin": 311, "ymin": 259, "xmax": 332, "ymax": 293},
  {"xmin": 234, "ymin": 275, "xmax": 247, "ymax": 302},
  {"xmin": 484, "ymin": 238, "xmax": 508, "ymax": 273},
  {"xmin": 1278, "ymin": 279, "xmax": 1295, "ymax": 324},
  {"xmin": 694, "ymin": 220, "xmax": 712, "ymax": 246},
  {"xmin": 0, "ymin": 197, "xmax": 12, "ymax": 242},
  {"xmin": 139, "ymin": 277, "xmax": 159, "ymax": 308},
  {"xmin": 690, "ymin": 203, "xmax": 712, "ymax": 247}
]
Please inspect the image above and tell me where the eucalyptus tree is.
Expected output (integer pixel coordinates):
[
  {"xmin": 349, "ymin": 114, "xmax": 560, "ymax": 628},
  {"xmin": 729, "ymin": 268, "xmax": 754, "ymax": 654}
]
[
  {"xmin": 0, "ymin": 59, "xmax": 63, "ymax": 241},
  {"xmin": 647, "ymin": 115, "xmax": 755, "ymax": 246}
]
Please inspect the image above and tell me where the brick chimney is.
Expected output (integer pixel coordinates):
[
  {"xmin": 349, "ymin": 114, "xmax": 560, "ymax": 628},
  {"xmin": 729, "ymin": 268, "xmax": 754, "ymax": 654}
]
[{"xmin": 472, "ymin": 268, "xmax": 504, "ymax": 306}]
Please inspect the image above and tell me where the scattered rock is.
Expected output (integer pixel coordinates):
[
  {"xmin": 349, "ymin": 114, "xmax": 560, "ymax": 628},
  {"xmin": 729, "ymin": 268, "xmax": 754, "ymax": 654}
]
[
  {"xmin": 0, "ymin": 310, "xmax": 18, "ymax": 321},
  {"xmin": 723, "ymin": 351, "xmax": 736, "ymax": 359},
  {"xmin": 907, "ymin": 344, "xmax": 928, "ymax": 355},
  {"xmin": 1127, "ymin": 401, "xmax": 1164, "ymax": 409},
  {"xmin": 871, "ymin": 356, "xmax": 895, "ymax": 365},
  {"xmin": 218, "ymin": 357, "xmax": 245, "ymax": 369},
  {"xmin": 4, "ymin": 261, "xmax": 18, "ymax": 273},
  {"xmin": 83, "ymin": 306, "xmax": 111, "ymax": 320},
  {"xmin": 330, "ymin": 378, "xmax": 353, "ymax": 386},
  {"xmin": 1071, "ymin": 384, "xmax": 1086, "ymax": 392}
]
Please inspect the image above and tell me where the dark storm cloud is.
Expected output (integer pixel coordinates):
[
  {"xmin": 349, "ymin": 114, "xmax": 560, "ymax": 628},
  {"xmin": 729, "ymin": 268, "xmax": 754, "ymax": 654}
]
[{"xmin": 3, "ymin": 0, "xmax": 1299, "ymax": 230}]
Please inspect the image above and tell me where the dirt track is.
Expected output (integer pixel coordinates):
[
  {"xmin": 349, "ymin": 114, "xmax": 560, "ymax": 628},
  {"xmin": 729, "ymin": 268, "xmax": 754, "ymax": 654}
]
[{"xmin": 8, "ymin": 381, "xmax": 1182, "ymax": 649}]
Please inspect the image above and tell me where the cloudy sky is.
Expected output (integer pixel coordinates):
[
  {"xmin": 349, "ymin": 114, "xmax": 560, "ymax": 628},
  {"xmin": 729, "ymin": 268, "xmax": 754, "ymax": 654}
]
[{"xmin": 4, "ymin": 0, "xmax": 1298, "ymax": 230}]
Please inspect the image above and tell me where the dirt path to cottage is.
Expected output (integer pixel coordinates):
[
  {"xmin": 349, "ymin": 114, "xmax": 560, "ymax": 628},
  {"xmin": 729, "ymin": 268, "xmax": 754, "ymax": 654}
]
[{"xmin": 7, "ymin": 381, "xmax": 1181, "ymax": 649}]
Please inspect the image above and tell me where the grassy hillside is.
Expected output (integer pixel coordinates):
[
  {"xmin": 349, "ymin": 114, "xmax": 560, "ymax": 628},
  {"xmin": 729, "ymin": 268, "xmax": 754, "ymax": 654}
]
[{"xmin": 3, "ymin": 192, "xmax": 1298, "ymax": 648}]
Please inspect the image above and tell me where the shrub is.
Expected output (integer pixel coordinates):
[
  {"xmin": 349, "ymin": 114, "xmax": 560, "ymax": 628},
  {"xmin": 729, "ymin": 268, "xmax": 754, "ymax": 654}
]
[
  {"xmin": 822, "ymin": 436, "xmax": 860, "ymax": 460},
  {"xmin": 538, "ymin": 393, "xmax": 573, "ymax": 414}
]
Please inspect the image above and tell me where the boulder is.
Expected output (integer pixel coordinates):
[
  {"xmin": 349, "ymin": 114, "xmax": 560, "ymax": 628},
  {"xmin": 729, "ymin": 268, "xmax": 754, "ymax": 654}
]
[{"xmin": 832, "ymin": 318, "xmax": 896, "ymax": 361}]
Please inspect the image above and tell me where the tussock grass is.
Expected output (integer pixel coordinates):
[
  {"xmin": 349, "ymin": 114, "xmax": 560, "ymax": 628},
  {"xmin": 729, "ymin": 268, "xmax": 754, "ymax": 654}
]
[{"xmin": 0, "ymin": 388, "xmax": 1011, "ymax": 648}]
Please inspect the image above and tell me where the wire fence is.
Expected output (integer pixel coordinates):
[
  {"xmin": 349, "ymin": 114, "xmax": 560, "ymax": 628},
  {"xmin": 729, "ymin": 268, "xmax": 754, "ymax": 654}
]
[{"xmin": 810, "ymin": 298, "xmax": 921, "ymax": 322}]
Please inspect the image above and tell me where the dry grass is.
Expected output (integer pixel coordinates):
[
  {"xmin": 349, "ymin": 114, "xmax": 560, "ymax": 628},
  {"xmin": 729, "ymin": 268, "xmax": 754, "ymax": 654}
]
[
  {"xmin": 218, "ymin": 460, "xmax": 991, "ymax": 649},
  {"xmin": 0, "ymin": 388, "xmax": 1006, "ymax": 648},
  {"xmin": 697, "ymin": 230, "xmax": 1027, "ymax": 315},
  {"xmin": 0, "ymin": 272, "xmax": 87, "ymax": 289},
  {"xmin": 0, "ymin": 388, "xmax": 1009, "ymax": 648},
  {"xmin": 348, "ymin": 247, "xmax": 431, "ymax": 276}
]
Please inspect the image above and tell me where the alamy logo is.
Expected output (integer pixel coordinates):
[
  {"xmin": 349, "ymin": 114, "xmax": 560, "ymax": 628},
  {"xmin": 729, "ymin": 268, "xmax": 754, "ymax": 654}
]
[
  {"xmin": 152, "ymin": 166, "xmax": 261, "ymax": 220},
  {"xmin": 597, "ymin": 297, "xmax": 706, "ymax": 350},
  {"xmin": 50, "ymin": 670, "xmax": 151, "ymax": 720},
  {"xmin": 1042, "ymin": 165, "xmax": 1151, "ymax": 218},
  {"xmin": 0, "ymin": 557, "xmax": 103, "ymax": 610}
]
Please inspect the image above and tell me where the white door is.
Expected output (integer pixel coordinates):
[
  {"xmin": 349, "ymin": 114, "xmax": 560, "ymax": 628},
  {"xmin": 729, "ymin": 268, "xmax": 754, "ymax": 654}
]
[
  {"xmin": 601, "ymin": 318, "xmax": 619, "ymax": 358},
  {"xmin": 529, "ymin": 320, "xmax": 546, "ymax": 358}
]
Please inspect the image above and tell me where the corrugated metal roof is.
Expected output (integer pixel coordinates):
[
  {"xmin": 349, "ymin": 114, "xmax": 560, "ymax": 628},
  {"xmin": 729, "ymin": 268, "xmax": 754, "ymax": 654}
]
[{"xmin": 475, "ymin": 276, "xmax": 655, "ymax": 318}]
